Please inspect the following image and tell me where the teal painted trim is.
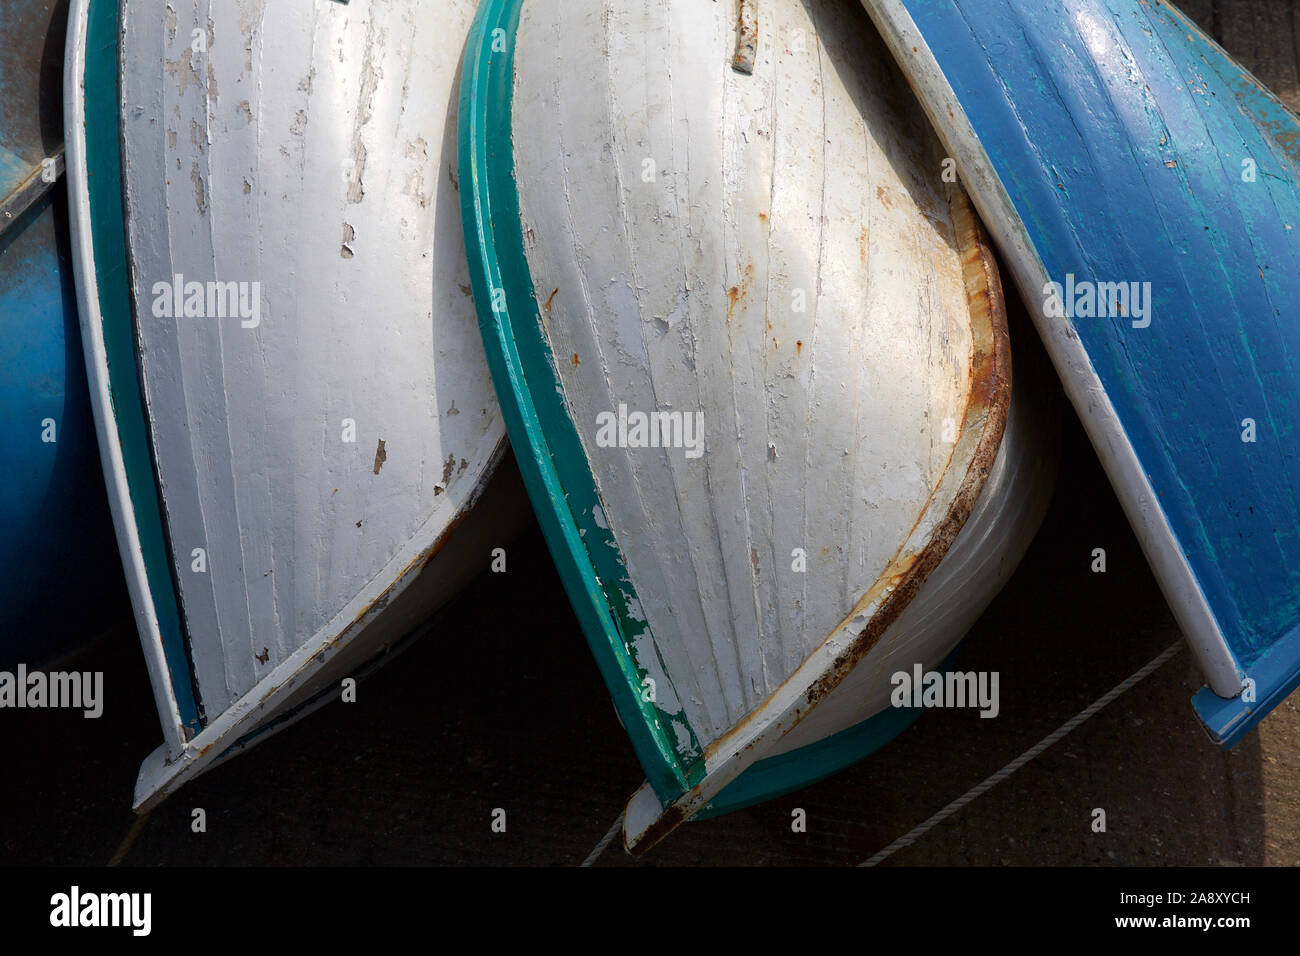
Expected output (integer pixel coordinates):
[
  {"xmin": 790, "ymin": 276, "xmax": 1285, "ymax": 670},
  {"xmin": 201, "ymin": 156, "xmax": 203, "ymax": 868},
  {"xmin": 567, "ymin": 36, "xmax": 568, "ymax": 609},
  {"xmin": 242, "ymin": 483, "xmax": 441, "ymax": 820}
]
[
  {"xmin": 695, "ymin": 646, "xmax": 964, "ymax": 819},
  {"xmin": 84, "ymin": 0, "xmax": 201, "ymax": 735},
  {"xmin": 695, "ymin": 702, "xmax": 925, "ymax": 819},
  {"xmin": 457, "ymin": 0, "xmax": 704, "ymax": 803}
]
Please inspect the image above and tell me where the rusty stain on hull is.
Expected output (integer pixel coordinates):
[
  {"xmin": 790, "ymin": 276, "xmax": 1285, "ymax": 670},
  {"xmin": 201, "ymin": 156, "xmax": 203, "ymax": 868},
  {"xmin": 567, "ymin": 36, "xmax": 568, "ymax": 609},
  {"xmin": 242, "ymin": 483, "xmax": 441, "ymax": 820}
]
[{"xmin": 733, "ymin": 0, "xmax": 758, "ymax": 74}]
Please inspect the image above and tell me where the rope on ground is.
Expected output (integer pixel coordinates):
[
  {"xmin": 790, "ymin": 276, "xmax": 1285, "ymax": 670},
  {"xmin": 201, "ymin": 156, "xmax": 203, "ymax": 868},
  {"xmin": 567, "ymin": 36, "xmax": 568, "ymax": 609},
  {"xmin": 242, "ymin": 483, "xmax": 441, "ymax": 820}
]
[
  {"xmin": 107, "ymin": 809, "xmax": 154, "ymax": 867},
  {"xmin": 860, "ymin": 642, "xmax": 1184, "ymax": 867},
  {"xmin": 580, "ymin": 810, "xmax": 625, "ymax": 867}
]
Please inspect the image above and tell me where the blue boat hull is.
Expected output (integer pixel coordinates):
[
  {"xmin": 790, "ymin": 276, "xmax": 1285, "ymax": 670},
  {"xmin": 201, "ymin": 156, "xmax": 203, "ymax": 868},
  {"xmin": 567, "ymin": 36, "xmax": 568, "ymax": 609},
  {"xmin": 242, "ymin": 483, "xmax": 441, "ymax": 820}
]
[
  {"xmin": 861, "ymin": 0, "xmax": 1300, "ymax": 743},
  {"xmin": 0, "ymin": 0, "xmax": 121, "ymax": 668}
]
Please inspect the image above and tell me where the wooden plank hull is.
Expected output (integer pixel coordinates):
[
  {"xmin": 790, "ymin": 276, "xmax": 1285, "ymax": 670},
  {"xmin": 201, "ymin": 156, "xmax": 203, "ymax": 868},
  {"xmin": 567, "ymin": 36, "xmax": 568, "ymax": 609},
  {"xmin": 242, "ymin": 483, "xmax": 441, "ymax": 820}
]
[
  {"xmin": 65, "ymin": 0, "xmax": 524, "ymax": 808},
  {"xmin": 460, "ymin": 0, "xmax": 1057, "ymax": 852},
  {"xmin": 860, "ymin": 0, "xmax": 1300, "ymax": 745}
]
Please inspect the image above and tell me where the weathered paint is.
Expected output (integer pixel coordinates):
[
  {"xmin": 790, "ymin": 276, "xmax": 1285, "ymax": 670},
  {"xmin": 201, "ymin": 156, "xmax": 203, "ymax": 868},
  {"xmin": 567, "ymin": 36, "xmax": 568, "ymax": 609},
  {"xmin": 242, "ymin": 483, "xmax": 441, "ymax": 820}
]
[
  {"xmin": 1, "ymin": 152, "xmax": 62, "ymax": 234},
  {"xmin": 460, "ymin": 0, "xmax": 698, "ymax": 801},
  {"xmin": 68, "ymin": 0, "xmax": 523, "ymax": 808},
  {"xmin": 859, "ymin": 0, "xmax": 1300, "ymax": 742},
  {"xmin": 461, "ymin": 0, "xmax": 1056, "ymax": 853},
  {"xmin": 132, "ymin": 452, "xmax": 530, "ymax": 810}
]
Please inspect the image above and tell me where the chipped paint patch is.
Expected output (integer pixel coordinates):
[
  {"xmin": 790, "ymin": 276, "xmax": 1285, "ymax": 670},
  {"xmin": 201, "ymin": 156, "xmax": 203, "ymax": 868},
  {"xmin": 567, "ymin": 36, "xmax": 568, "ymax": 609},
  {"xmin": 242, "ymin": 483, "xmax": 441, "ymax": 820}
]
[
  {"xmin": 346, "ymin": 16, "xmax": 386, "ymax": 204},
  {"xmin": 163, "ymin": 50, "xmax": 202, "ymax": 97},
  {"xmin": 403, "ymin": 137, "xmax": 430, "ymax": 207},
  {"xmin": 189, "ymin": 162, "xmax": 206, "ymax": 213}
]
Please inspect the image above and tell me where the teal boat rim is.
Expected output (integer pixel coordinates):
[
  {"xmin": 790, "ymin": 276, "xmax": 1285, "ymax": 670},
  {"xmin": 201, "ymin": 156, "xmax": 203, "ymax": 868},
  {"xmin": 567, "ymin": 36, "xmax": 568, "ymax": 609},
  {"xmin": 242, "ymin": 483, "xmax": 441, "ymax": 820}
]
[
  {"xmin": 457, "ymin": 0, "xmax": 701, "ymax": 805},
  {"xmin": 67, "ymin": 0, "xmax": 202, "ymax": 739}
]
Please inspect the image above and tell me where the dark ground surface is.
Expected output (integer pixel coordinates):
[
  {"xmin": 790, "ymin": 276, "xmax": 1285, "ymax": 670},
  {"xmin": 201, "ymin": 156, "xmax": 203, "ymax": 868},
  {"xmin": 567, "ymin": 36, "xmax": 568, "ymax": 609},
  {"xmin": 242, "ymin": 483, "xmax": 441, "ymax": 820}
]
[{"xmin": 4, "ymin": 0, "xmax": 1300, "ymax": 867}]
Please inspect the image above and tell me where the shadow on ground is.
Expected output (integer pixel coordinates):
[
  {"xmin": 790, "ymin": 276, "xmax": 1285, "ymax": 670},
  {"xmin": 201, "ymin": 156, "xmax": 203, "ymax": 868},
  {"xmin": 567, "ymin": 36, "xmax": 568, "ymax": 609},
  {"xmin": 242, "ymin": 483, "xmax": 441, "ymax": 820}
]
[{"xmin": 4, "ymin": 381, "xmax": 1295, "ymax": 865}]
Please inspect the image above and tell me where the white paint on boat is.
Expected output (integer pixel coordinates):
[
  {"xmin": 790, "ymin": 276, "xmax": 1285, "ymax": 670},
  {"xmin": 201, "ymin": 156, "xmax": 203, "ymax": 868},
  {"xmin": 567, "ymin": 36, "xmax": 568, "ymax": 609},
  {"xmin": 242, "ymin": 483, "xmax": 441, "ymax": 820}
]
[
  {"xmin": 132, "ymin": 451, "xmax": 527, "ymax": 809},
  {"xmin": 857, "ymin": 0, "xmax": 1242, "ymax": 698},
  {"xmin": 769, "ymin": 344, "xmax": 1059, "ymax": 755},
  {"xmin": 68, "ymin": 0, "xmax": 523, "ymax": 807},
  {"xmin": 507, "ymin": 0, "xmax": 1056, "ymax": 850},
  {"xmin": 516, "ymin": 0, "xmax": 974, "ymax": 748}
]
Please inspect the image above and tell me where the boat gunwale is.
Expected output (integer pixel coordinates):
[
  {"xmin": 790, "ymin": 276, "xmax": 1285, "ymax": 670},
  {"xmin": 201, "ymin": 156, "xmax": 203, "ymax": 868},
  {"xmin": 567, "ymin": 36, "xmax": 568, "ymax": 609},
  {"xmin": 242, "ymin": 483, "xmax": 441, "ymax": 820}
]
[
  {"xmin": 65, "ymin": 0, "xmax": 200, "ymax": 756},
  {"xmin": 458, "ymin": 0, "xmax": 699, "ymax": 805}
]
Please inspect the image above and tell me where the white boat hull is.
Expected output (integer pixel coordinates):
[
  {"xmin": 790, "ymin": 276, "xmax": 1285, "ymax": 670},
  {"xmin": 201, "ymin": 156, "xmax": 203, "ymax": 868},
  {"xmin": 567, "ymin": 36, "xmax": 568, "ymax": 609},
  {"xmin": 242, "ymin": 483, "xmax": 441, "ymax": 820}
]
[
  {"xmin": 460, "ymin": 0, "xmax": 1058, "ymax": 851},
  {"xmin": 66, "ymin": 0, "xmax": 524, "ymax": 808}
]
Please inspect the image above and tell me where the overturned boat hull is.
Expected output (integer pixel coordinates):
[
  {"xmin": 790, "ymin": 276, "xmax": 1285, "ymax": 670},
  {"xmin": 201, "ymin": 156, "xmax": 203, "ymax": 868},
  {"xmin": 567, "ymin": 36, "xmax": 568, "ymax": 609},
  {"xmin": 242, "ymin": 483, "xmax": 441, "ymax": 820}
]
[
  {"xmin": 66, "ymin": 0, "xmax": 525, "ymax": 807},
  {"xmin": 460, "ymin": 0, "xmax": 1057, "ymax": 852},
  {"xmin": 860, "ymin": 0, "xmax": 1300, "ymax": 744}
]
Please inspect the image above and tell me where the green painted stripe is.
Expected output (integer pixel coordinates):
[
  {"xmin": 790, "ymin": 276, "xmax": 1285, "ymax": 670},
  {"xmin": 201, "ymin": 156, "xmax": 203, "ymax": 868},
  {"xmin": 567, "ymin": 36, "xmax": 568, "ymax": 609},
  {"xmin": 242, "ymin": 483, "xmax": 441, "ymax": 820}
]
[
  {"xmin": 458, "ymin": 0, "xmax": 705, "ymax": 804},
  {"xmin": 698, "ymin": 645, "xmax": 968, "ymax": 818},
  {"xmin": 697, "ymin": 701, "xmax": 924, "ymax": 819},
  {"xmin": 84, "ymin": 0, "xmax": 201, "ymax": 736}
]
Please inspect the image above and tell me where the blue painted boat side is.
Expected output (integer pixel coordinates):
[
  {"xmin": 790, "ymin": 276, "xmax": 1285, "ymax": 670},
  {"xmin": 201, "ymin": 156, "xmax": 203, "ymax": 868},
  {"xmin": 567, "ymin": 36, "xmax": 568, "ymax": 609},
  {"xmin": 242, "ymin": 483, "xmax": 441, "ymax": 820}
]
[
  {"xmin": 1193, "ymin": 620, "xmax": 1300, "ymax": 746},
  {"xmin": 0, "ymin": 189, "xmax": 121, "ymax": 666},
  {"xmin": 0, "ymin": 0, "xmax": 121, "ymax": 666},
  {"xmin": 895, "ymin": 0, "xmax": 1300, "ymax": 737}
]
